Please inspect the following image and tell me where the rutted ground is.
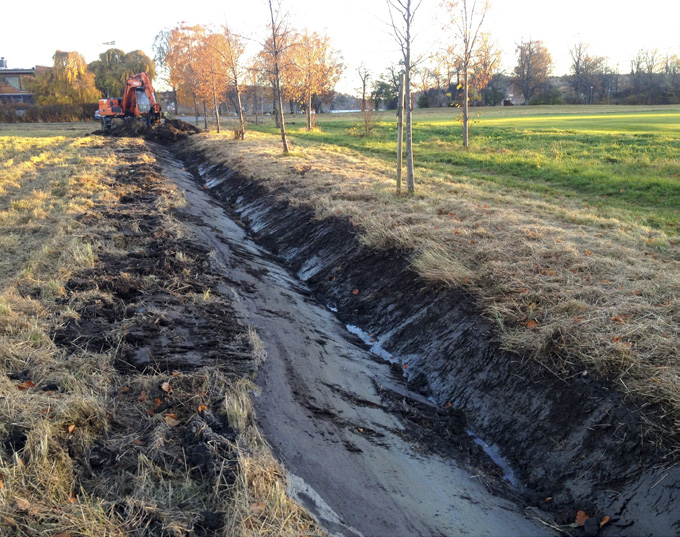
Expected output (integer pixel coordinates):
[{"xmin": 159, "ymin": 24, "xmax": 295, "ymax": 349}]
[{"xmin": 0, "ymin": 132, "xmax": 321, "ymax": 537}]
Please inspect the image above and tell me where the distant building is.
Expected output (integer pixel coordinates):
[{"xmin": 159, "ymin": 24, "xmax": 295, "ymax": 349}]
[{"xmin": 0, "ymin": 57, "xmax": 49, "ymax": 103}]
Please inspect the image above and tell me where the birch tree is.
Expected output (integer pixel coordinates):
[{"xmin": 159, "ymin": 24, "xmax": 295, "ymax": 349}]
[{"xmin": 386, "ymin": 0, "xmax": 423, "ymax": 194}]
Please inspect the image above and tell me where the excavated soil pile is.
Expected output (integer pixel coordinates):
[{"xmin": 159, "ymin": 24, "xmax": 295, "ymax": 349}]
[
  {"xmin": 176, "ymin": 149, "xmax": 680, "ymax": 537},
  {"xmin": 46, "ymin": 145, "xmax": 254, "ymax": 535},
  {"xmin": 94, "ymin": 118, "xmax": 201, "ymax": 144}
]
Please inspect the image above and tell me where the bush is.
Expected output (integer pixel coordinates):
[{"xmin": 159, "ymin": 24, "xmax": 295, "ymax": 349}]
[
  {"xmin": 22, "ymin": 103, "xmax": 98, "ymax": 122},
  {"xmin": 0, "ymin": 102, "xmax": 98, "ymax": 123}
]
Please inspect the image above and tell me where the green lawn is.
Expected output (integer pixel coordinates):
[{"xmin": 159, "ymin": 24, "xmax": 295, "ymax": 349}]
[{"xmin": 253, "ymin": 105, "xmax": 680, "ymax": 233}]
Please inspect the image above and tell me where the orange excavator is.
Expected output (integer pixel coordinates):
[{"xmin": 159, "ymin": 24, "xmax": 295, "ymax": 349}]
[{"xmin": 97, "ymin": 72, "xmax": 162, "ymax": 129}]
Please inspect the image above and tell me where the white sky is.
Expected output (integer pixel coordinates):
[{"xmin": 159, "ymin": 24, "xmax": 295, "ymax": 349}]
[{"xmin": 2, "ymin": 0, "xmax": 679, "ymax": 94}]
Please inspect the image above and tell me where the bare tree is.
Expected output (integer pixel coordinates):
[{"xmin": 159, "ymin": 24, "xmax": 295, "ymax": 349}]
[
  {"xmin": 266, "ymin": 0, "xmax": 291, "ymax": 153},
  {"xmin": 386, "ymin": 0, "xmax": 423, "ymax": 195},
  {"xmin": 442, "ymin": 0, "xmax": 490, "ymax": 148},
  {"xmin": 357, "ymin": 62, "xmax": 371, "ymax": 111}
]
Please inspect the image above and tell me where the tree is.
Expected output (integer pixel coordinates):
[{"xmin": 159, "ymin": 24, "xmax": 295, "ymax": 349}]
[
  {"xmin": 386, "ymin": 0, "xmax": 423, "ymax": 194},
  {"xmin": 88, "ymin": 49, "xmax": 155, "ymax": 97},
  {"xmin": 220, "ymin": 25, "xmax": 248, "ymax": 139},
  {"xmin": 470, "ymin": 33, "xmax": 501, "ymax": 106},
  {"xmin": 512, "ymin": 39, "xmax": 553, "ymax": 103},
  {"xmin": 195, "ymin": 32, "xmax": 230, "ymax": 132},
  {"xmin": 28, "ymin": 50, "xmax": 100, "ymax": 105},
  {"xmin": 265, "ymin": 0, "xmax": 293, "ymax": 153},
  {"xmin": 569, "ymin": 42, "xmax": 605, "ymax": 103},
  {"xmin": 442, "ymin": 0, "xmax": 490, "ymax": 147},
  {"xmin": 165, "ymin": 25, "xmax": 206, "ymax": 124},
  {"xmin": 153, "ymin": 29, "xmax": 179, "ymax": 114},
  {"xmin": 357, "ymin": 63, "xmax": 371, "ymax": 111},
  {"xmin": 290, "ymin": 30, "xmax": 343, "ymax": 130}
]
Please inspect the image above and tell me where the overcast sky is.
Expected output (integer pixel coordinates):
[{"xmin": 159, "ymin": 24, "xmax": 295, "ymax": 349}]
[{"xmin": 3, "ymin": 0, "xmax": 679, "ymax": 94}]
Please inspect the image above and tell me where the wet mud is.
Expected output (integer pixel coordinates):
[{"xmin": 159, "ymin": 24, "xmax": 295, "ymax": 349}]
[{"xmin": 174, "ymin": 143, "xmax": 680, "ymax": 537}]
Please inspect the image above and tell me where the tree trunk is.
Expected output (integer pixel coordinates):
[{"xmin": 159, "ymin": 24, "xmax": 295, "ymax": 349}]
[
  {"xmin": 213, "ymin": 88, "xmax": 220, "ymax": 134},
  {"xmin": 269, "ymin": 0, "xmax": 290, "ymax": 153},
  {"xmin": 404, "ymin": 8, "xmax": 415, "ymax": 195},
  {"xmin": 396, "ymin": 73, "xmax": 405, "ymax": 194},
  {"xmin": 193, "ymin": 93, "xmax": 199, "ymax": 126},
  {"xmin": 463, "ymin": 67, "xmax": 469, "ymax": 148},
  {"xmin": 234, "ymin": 73, "xmax": 246, "ymax": 140},
  {"xmin": 307, "ymin": 89, "xmax": 312, "ymax": 130},
  {"xmin": 202, "ymin": 101, "xmax": 208, "ymax": 130}
]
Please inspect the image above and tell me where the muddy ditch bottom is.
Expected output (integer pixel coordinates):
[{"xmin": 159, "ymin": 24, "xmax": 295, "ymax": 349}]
[{"xmin": 149, "ymin": 144, "xmax": 559, "ymax": 537}]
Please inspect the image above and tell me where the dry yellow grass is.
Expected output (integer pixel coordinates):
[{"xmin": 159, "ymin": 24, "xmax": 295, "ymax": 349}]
[
  {"xmin": 0, "ymin": 131, "xmax": 325, "ymax": 536},
  {"xmin": 187, "ymin": 130, "xmax": 679, "ymax": 444}
]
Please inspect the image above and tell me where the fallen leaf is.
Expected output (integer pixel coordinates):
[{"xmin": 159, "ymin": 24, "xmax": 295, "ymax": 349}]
[
  {"xmin": 611, "ymin": 316, "xmax": 623, "ymax": 323},
  {"xmin": 0, "ymin": 473, "xmax": 4, "ymax": 490},
  {"xmin": 198, "ymin": 405, "xmax": 208, "ymax": 413},
  {"xmin": 164, "ymin": 414, "xmax": 180, "ymax": 427},
  {"xmin": 584, "ymin": 249, "xmax": 592, "ymax": 256},
  {"xmin": 67, "ymin": 424, "xmax": 76, "ymax": 434},
  {"xmin": 544, "ymin": 497, "xmax": 553, "ymax": 502},
  {"xmin": 154, "ymin": 398, "xmax": 162, "ymax": 409},
  {"xmin": 67, "ymin": 492, "xmax": 77, "ymax": 504},
  {"xmin": 17, "ymin": 381, "xmax": 36, "ymax": 391},
  {"xmin": 575, "ymin": 510, "xmax": 589, "ymax": 526},
  {"xmin": 15, "ymin": 497, "xmax": 31, "ymax": 511},
  {"xmin": 352, "ymin": 289, "xmax": 359, "ymax": 295},
  {"xmin": 402, "ymin": 364, "xmax": 409, "ymax": 369},
  {"xmin": 600, "ymin": 516, "xmax": 611, "ymax": 528},
  {"xmin": 138, "ymin": 391, "xmax": 147, "ymax": 403},
  {"xmin": 172, "ymin": 371, "xmax": 180, "ymax": 377},
  {"xmin": 52, "ymin": 533, "xmax": 72, "ymax": 537},
  {"xmin": 526, "ymin": 319, "xmax": 539, "ymax": 329},
  {"xmin": 357, "ymin": 427, "xmax": 365, "ymax": 433},
  {"xmin": 121, "ymin": 387, "xmax": 131, "ymax": 393},
  {"xmin": 613, "ymin": 337, "xmax": 621, "ymax": 343},
  {"xmin": 161, "ymin": 382, "xmax": 172, "ymax": 394},
  {"xmin": 248, "ymin": 501, "xmax": 266, "ymax": 516},
  {"xmin": 132, "ymin": 439, "xmax": 145, "ymax": 446}
]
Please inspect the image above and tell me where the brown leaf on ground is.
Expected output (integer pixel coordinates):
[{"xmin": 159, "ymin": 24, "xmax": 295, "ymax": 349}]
[
  {"xmin": 352, "ymin": 289, "xmax": 359, "ymax": 295},
  {"xmin": 575, "ymin": 510, "xmax": 589, "ymax": 526},
  {"xmin": 526, "ymin": 319, "xmax": 539, "ymax": 329},
  {"xmin": 164, "ymin": 414, "xmax": 180, "ymax": 427},
  {"xmin": 248, "ymin": 501, "xmax": 266, "ymax": 516},
  {"xmin": 161, "ymin": 382, "xmax": 172, "ymax": 394},
  {"xmin": 14, "ymin": 497, "xmax": 31, "ymax": 512},
  {"xmin": 198, "ymin": 405, "xmax": 208, "ymax": 413},
  {"xmin": 138, "ymin": 391, "xmax": 147, "ymax": 402},
  {"xmin": 17, "ymin": 381, "xmax": 35, "ymax": 390},
  {"xmin": 67, "ymin": 492, "xmax": 77, "ymax": 504},
  {"xmin": 67, "ymin": 424, "xmax": 76, "ymax": 434},
  {"xmin": 600, "ymin": 516, "xmax": 611, "ymax": 527}
]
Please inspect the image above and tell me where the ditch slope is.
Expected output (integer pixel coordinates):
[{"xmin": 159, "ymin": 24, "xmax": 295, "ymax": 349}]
[{"xmin": 175, "ymin": 138, "xmax": 679, "ymax": 537}]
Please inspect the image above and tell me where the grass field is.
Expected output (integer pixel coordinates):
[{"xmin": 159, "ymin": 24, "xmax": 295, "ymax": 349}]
[
  {"xmin": 192, "ymin": 104, "xmax": 679, "ymax": 447},
  {"xmin": 251, "ymin": 105, "xmax": 680, "ymax": 233}
]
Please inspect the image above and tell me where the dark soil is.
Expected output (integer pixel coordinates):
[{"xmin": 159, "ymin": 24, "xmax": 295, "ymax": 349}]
[
  {"xmin": 177, "ymin": 144, "xmax": 680, "ymax": 537},
  {"xmin": 93, "ymin": 117, "xmax": 201, "ymax": 144},
  {"xmin": 47, "ymin": 142, "xmax": 253, "ymax": 536}
]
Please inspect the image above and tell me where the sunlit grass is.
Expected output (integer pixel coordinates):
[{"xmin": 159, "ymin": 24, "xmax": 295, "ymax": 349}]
[{"xmin": 249, "ymin": 105, "xmax": 680, "ymax": 232}]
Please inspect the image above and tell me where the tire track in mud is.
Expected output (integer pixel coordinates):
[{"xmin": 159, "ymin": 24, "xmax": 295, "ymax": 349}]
[{"xmin": 153, "ymin": 145, "xmax": 554, "ymax": 537}]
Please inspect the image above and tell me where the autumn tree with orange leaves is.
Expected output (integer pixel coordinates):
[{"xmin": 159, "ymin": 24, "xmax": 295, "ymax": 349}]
[
  {"xmin": 290, "ymin": 31, "xmax": 343, "ymax": 130},
  {"xmin": 164, "ymin": 24, "xmax": 205, "ymax": 125},
  {"xmin": 195, "ymin": 32, "xmax": 230, "ymax": 133}
]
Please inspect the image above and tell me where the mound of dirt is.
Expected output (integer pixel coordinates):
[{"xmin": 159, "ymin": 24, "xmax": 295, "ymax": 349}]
[{"xmin": 94, "ymin": 118, "xmax": 201, "ymax": 144}]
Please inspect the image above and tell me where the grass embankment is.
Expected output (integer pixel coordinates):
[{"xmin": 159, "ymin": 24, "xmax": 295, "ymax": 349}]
[
  {"xmin": 0, "ymin": 128, "xmax": 322, "ymax": 536},
  {"xmin": 192, "ymin": 105, "xmax": 679, "ymax": 448}
]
